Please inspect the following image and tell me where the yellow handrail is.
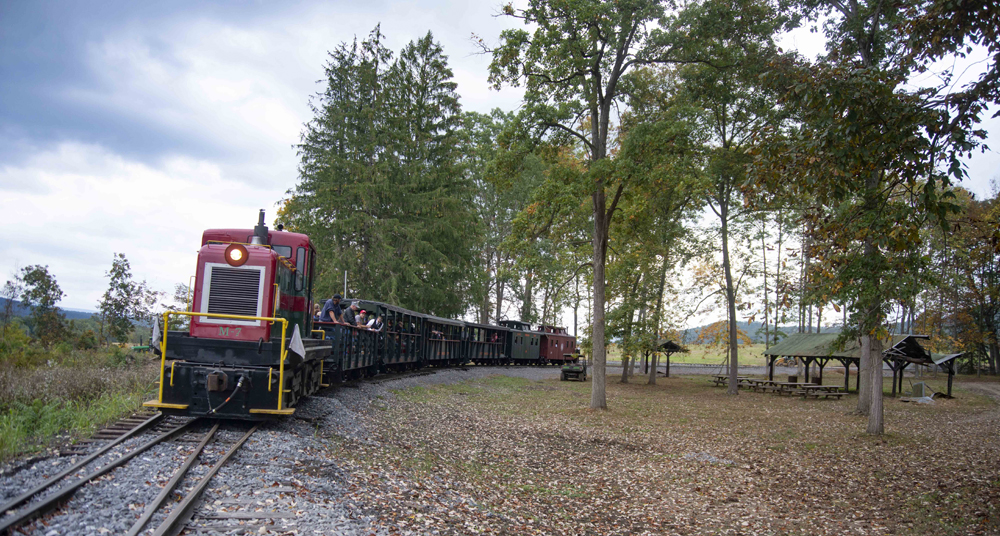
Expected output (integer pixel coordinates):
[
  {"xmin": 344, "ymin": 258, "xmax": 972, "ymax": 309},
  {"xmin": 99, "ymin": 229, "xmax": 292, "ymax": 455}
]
[{"xmin": 158, "ymin": 311, "xmax": 290, "ymax": 412}]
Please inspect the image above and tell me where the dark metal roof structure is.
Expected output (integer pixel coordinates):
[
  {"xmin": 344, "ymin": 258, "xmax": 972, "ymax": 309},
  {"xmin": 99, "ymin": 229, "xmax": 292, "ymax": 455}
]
[{"xmin": 655, "ymin": 339, "xmax": 688, "ymax": 353}]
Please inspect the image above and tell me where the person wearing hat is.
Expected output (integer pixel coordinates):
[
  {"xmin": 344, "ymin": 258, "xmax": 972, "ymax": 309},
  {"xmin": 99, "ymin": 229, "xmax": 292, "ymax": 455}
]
[
  {"xmin": 342, "ymin": 300, "xmax": 360, "ymax": 326},
  {"xmin": 319, "ymin": 294, "xmax": 344, "ymax": 323}
]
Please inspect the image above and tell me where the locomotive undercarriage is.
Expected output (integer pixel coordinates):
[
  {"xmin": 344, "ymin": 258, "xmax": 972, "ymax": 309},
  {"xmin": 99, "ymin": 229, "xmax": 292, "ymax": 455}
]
[
  {"xmin": 154, "ymin": 359, "xmax": 324, "ymax": 419},
  {"xmin": 148, "ymin": 331, "xmax": 331, "ymax": 419}
]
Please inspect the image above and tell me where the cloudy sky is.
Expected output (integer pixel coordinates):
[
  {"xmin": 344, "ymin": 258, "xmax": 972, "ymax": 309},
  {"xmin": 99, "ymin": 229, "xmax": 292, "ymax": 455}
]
[{"xmin": 1, "ymin": 1, "xmax": 996, "ymax": 314}]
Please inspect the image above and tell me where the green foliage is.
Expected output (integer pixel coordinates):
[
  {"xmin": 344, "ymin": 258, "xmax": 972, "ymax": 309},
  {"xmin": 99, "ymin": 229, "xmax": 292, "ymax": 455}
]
[
  {"xmin": 286, "ymin": 27, "xmax": 473, "ymax": 317},
  {"xmin": 0, "ymin": 273, "xmax": 25, "ymax": 342},
  {"xmin": 159, "ymin": 282, "xmax": 191, "ymax": 331},
  {"xmin": 462, "ymin": 110, "xmax": 553, "ymax": 324},
  {"xmin": 97, "ymin": 253, "xmax": 159, "ymax": 344},
  {"xmin": 76, "ymin": 329, "xmax": 98, "ymax": 350},
  {"xmin": 18, "ymin": 265, "xmax": 66, "ymax": 347},
  {"xmin": 751, "ymin": 0, "xmax": 974, "ymax": 341}
]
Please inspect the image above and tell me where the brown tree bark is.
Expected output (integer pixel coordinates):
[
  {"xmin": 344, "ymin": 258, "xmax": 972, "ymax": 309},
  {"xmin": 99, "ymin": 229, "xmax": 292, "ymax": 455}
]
[
  {"xmin": 590, "ymin": 184, "xmax": 608, "ymax": 409},
  {"xmin": 866, "ymin": 335, "xmax": 885, "ymax": 434}
]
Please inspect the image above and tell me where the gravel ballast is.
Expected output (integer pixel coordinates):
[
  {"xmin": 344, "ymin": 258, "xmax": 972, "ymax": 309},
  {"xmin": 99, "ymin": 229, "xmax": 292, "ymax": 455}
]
[{"xmin": 0, "ymin": 366, "xmax": 560, "ymax": 535}]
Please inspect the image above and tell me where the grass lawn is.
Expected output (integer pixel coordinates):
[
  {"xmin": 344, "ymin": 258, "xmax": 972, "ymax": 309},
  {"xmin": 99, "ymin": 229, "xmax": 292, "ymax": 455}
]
[
  {"xmin": 332, "ymin": 372, "xmax": 1000, "ymax": 535},
  {"xmin": 608, "ymin": 343, "xmax": 771, "ymax": 367}
]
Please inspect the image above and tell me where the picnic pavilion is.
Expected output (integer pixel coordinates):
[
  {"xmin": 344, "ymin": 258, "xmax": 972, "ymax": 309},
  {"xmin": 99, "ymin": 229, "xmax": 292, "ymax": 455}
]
[
  {"xmin": 762, "ymin": 333, "xmax": 961, "ymax": 397},
  {"xmin": 654, "ymin": 339, "xmax": 688, "ymax": 377}
]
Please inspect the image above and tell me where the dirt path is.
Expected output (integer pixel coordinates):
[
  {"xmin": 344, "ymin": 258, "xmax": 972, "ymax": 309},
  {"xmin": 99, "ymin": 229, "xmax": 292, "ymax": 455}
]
[{"xmin": 962, "ymin": 381, "xmax": 1000, "ymax": 402}]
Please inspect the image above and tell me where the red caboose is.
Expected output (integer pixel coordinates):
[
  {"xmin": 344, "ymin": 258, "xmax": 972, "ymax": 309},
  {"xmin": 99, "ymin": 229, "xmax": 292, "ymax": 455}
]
[{"xmin": 538, "ymin": 325, "xmax": 579, "ymax": 365}]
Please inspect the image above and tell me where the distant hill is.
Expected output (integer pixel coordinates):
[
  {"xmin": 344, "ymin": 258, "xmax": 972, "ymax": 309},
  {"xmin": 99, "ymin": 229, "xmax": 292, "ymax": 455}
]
[
  {"xmin": 0, "ymin": 298, "xmax": 97, "ymax": 321},
  {"xmin": 680, "ymin": 320, "xmax": 842, "ymax": 344}
]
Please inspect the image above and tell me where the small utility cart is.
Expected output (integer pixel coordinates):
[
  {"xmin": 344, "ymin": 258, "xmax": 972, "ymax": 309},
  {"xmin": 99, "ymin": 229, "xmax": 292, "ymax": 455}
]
[{"xmin": 560, "ymin": 357, "xmax": 587, "ymax": 382}]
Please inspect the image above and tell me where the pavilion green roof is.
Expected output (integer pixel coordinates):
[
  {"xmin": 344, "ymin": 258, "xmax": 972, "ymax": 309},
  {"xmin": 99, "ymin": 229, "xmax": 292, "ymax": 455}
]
[{"xmin": 762, "ymin": 333, "xmax": 930, "ymax": 361}]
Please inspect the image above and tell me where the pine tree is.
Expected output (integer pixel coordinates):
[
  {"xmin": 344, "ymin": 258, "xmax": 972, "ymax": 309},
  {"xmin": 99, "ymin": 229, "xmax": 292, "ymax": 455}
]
[{"xmin": 287, "ymin": 28, "xmax": 473, "ymax": 317}]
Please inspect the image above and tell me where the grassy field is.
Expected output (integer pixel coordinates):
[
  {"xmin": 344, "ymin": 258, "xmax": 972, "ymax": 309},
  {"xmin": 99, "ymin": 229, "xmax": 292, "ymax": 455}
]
[
  {"xmin": 0, "ymin": 349, "xmax": 158, "ymax": 463},
  {"xmin": 608, "ymin": 343, "xmax": 771, "ymax": 366},
  {"xmin": 333, "ymin": 372, "xmax": 1000, "ymax": 535}
]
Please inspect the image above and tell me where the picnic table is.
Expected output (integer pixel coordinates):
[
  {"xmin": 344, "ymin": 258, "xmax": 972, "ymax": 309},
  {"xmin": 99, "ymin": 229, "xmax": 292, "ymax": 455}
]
[
  {"xmin": 711, "ymin": 375, "xmax": 748, "ymax": 387},
  {"xmin": 794, "ymin": 384, "xmax": 845, "ymax": 399},
  {"xmin": 766, "ymin": 381, "xmax": 820, "ymax": 395}
]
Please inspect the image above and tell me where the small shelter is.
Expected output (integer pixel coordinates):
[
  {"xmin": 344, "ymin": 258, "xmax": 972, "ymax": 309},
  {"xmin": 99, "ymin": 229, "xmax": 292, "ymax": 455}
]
[
  {"xmin": 655, "ymin": 339, "xmax": 688, "ymax": 377},
  {"xmin": 763, "ymin": 333, "xmax": 961, "ymax": 397}
]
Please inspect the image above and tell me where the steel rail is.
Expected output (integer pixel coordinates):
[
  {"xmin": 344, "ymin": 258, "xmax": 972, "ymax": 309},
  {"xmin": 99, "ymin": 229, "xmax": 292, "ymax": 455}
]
[
  {"xmin": 0, "ymin": 411, "xmax": 163, "ymax": 517},
  {"xmin": 151, "ymin": 424, "xmax": 260, "ymax": 536},
  {"xmin": 125, "ymin": 423, "xmax": 220, "ymax": 536},
  {"xmin": 0, "ymin": 418, "xmax": 197, "ymax": 534}
]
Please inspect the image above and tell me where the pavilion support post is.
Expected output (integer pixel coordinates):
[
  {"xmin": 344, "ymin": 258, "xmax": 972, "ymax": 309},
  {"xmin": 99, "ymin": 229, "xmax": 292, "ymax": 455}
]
[
  {"xmin": 817, "ymin": 360, "xmax": 825, "ymax": 385},
  {"xmin": 890, "ymin": 362, "xmax": 898, "ymax": 397},
  {"xmin": 898, "ymin": 363, "xmax": 909, "ymax": 395},
  {"xmin": 842, "ymin": 360, "xmax": 850, "ymax": 393},
  {"xmin": 947, "ymin": 362, "xmax": 954, "ymax": 397},
  {"xmin": 855, "ymin": 360, "xmax": 860, "ymax": 391},
  {"xmin": 768, "ymin": 356, "xmax": 775, "ymax": 381},
  {"xmin": 803, "ymin": 358, "xmax": 812, "ymax": 384}
]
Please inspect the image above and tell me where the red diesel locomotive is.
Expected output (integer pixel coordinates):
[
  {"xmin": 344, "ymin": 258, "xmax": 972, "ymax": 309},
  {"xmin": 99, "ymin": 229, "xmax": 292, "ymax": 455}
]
[{"xmin": 145, "ymin": 211, "xmax": 330, "ymax": 419}]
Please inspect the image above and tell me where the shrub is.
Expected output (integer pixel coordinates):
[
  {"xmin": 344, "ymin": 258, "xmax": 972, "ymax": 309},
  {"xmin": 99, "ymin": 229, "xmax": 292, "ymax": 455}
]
[{"xmin": 76, "ymin": 329, "xmax": 98, "ymax": 350}]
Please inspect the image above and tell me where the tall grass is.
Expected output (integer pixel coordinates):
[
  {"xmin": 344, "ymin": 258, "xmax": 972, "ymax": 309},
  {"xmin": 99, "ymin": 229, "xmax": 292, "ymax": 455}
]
[{"xmin": 0, "ymin": 346, "xmax": 158, "ymax": 462}]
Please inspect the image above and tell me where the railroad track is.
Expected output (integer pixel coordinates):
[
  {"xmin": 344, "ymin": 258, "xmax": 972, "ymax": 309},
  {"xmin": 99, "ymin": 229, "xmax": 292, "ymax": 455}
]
[{"xmin": 0, "ymin": 415, "xmax": 260, "ymax": 536}]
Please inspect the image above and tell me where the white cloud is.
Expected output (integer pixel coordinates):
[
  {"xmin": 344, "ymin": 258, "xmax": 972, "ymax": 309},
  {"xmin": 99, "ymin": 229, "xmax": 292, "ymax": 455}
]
[
  {"xmin": 1, "ymin": 1, "xmax": 528, "ymax": 312},
  {"xmin": 0, "ymin": 142, "xmax": 285, "ymax": 310}
]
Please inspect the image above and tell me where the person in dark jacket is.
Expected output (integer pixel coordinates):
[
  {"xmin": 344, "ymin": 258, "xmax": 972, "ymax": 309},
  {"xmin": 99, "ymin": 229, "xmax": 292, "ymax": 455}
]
[
  {"xmin": 319, "ymin": 294, "xmax": 343, "ymax": 323},
  {"xmin": 342, "ymin": 300, "xmax": 360, "ymax": 326}
]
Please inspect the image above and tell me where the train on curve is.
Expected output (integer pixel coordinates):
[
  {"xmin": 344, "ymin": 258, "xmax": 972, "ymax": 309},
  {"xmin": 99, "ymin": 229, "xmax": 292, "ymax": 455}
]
[{"xmin": 145, "ymin": 212, "xmax": 580, "ymax": 420}]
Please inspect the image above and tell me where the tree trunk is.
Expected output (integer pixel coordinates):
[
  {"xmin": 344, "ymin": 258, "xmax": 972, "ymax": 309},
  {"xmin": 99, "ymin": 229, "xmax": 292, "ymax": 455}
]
[
  {"xmin": 866, "ymin": 334, "xmax": 885, "ymax": 434},
  {"xmin": 774, "ymin": 221, "xmax": 784, "ymax": 347},
  {"xmin": 573, "ymin": 276, "xmax": 580, "ymax": 339},
  {"xmin": 857, "ymin": 334, "xmax": 871, "ymax": 415},
  {"xmin": 590, "ymin": 185, "xmax": 608, "ymax": 409},
  {"xmin": 521, "ymin": 271, "xmax": 534, "ymax": 322},
  {"xmin": 647, "ymin": 352, "xmax": 658, "ymax": 385},
  {"xmin": 721, "ymin": 200, "xmax": 739, "ymax": 396},
  {"xmin": 495, "ymin": 264, "xmax": 506, "ymax": 323},
  {"xmin": 762, "ymin": 215, "xmax": 770, "ymax": 349},
  {"xmin": 542, "ymin": 285, "xmax": 550, "ymax": 327}
]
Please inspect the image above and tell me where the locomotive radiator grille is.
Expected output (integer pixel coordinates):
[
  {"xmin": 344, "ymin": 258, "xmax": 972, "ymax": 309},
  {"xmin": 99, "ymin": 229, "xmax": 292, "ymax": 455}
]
[{"xmin": 201, "ymin": 264, "xmax": 265, "ymax": 325}]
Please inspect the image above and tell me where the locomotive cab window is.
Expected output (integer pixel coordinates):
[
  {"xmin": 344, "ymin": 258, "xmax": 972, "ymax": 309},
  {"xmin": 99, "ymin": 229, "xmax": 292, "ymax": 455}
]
[
  {"xmin": 272, "ymin": 245, "xmax": 292, "ymax": 259},
  {"xmin": 295, "ymin": 247, "xmax": 306, "ymax": 291}
]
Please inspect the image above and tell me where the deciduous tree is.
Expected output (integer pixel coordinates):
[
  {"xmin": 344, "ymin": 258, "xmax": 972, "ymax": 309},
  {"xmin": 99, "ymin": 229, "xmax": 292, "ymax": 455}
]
[
  {"xmin": 97, "ymin": 253, "xmax": 159, "ymax": 344},
  {"xmin": 19, "ymin": 265, "xmax": 66, "ymax": 347}
]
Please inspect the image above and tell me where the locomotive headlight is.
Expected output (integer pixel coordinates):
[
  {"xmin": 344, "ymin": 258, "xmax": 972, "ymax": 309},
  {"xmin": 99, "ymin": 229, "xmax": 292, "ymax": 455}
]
[{"xmin": 224, "ymin": 244, "xmax": 249, "ymax": 266}]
